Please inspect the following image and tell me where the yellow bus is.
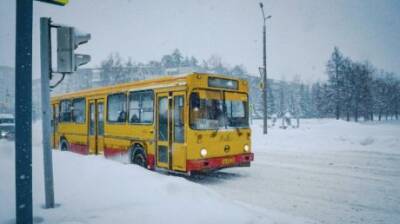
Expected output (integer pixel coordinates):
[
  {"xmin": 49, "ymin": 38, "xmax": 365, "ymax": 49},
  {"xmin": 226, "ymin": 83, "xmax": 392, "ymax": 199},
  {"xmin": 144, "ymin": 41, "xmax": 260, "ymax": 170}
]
[{"xmin": 51, "ymin": 72, "xmax": 253, "ymax": 174}]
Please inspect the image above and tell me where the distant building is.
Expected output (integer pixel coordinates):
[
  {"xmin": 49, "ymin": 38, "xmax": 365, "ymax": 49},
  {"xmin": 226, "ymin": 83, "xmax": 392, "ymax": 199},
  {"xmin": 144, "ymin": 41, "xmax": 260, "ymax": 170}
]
[
  {"xmin": 165, "ymin": 66, "xmax": 200, "ymax": 76},
  {"xmin": 0, "ymin": 66, "xmax": 15, "ymax": 113}
]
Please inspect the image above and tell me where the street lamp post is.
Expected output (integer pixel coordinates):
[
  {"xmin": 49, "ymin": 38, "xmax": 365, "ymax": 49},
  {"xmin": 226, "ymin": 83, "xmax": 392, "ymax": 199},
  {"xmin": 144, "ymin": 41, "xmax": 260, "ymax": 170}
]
[{"xmin": 259, "ymin": 2, "xmax": 271, "ymax": 135}]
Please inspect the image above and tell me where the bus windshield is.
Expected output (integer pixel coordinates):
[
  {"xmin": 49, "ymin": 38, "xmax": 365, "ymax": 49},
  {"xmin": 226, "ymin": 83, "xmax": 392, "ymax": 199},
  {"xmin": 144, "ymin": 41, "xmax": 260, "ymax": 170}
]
[{"xmin": 190, "ymin": 90, "xmax": 249, "ymax": 130}]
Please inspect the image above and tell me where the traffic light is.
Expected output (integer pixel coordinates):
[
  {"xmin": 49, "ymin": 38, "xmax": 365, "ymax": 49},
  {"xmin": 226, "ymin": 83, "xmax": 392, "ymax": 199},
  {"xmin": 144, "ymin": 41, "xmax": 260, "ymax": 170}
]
[
  {"xmin": 57, "ymin": 26, "xmax": 91, "ymax": 73},
  {"xmin": 36, "ymin": 0, "xmax": 69, "ymax": 6}
]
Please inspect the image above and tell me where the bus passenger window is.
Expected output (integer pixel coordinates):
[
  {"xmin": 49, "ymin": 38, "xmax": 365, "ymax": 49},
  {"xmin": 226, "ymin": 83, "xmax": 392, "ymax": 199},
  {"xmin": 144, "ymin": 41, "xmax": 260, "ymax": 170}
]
[
  {"xmin": 107, "ymin": 93, "xmax": 127, "ymax": 123},
  {"xmin": 60, "ymin": 100, "xmax": 72, "ymax": 122},
  {"xmin": 51, "ymin": 107, "xmax": 54, "ymax": 129},
  {"xmin": 72, "ymin": 98, "xmax": 86, "ymax": 123},
  {"xmin": 174, "ymin": 96, "xmax": 184, "ymax": 143},
  {"xmin": 128, "ymin": 90, "xmax": 154, "ymax": 124},
  {"xmin": 128, "ymin": 92, "xmax": 140, "ymax": 123},
  {"xmin": 141, "ymin": 91, "xmax": 154, "ymax": 123}
]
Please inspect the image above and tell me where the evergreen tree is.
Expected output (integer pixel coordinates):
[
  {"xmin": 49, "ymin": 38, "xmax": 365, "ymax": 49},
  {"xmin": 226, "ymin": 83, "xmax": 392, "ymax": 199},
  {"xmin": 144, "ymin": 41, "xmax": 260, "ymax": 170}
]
[{"xmin": 326, "ymin": 47, "xmax": 345, "ymax": 119}]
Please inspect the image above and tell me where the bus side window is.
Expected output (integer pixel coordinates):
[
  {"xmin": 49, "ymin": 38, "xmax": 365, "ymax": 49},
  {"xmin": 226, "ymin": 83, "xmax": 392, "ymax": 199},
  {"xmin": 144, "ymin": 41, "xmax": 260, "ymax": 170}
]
[
  {"xmin": 54, "ymin": 106, "xmax": 59, "ymax": 128},
  {"xmin": 51, "ymin": 107, "xmax": 54, "ymax": 129},
  {"xmin": 129, "ymin": 92, "xmax": 140, "ymax": 123},
  {"xmin": 107, "ymin": 93, "xmax": 127, "ymax": 123},
  {"xmin": 129, "ymin": 90, "xmax": 154, "ymax": 124},
  {"xmin": 189, "ymin": 92, "xmax": 200, "ymax": 128},
  {"xmin": 60, "ymin": 100, "xmax": 72, "ymax": 122},
  {"xmin": 190, "ymin": 92, "xmax": 200, "ymax": 109},
  {"xmin": 72, "ymin": 98, "xmax": 86, "ymax": 123}
]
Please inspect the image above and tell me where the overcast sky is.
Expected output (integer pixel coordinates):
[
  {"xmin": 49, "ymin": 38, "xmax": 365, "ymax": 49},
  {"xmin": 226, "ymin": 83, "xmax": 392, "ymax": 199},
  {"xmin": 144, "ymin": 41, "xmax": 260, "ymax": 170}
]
[{"xmin": 1, "ymin": 0, "xmax": 399, "ymax": 82}]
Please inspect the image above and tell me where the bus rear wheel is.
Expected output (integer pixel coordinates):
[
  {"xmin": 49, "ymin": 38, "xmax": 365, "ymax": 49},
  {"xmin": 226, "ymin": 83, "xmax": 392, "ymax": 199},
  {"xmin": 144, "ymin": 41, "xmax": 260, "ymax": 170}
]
[
  {"xmin": 131, "ymin": 146, "xmax": 147, "ymax": 168},
  {"xmin": 60, "ymin": 139, "xmax": 69, "ymax": 151}
]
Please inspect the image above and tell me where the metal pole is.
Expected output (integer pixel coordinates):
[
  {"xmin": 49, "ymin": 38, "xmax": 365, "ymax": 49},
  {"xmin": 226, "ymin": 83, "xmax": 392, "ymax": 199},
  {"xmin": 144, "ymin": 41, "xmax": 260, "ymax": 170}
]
[
  {"xmin": 15, "ymin": 0, "xmax": 33, "ymax": 223},
  {"xmin": 262, "ymin": 22, "xmax": 268, "ymax": 134},
  {"xmin": 40, "ymin": 17, "xmax": 55, "ymax": 208}
]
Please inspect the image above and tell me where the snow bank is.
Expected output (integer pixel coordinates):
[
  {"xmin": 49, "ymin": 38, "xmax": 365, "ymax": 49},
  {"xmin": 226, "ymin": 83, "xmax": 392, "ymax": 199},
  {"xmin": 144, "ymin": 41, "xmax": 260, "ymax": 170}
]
[
  {"xmin": 3, "ymin": 119, "xmax": 398, "ymax": 224},
  {"xmin": 251, "ymin": 119, "xmax": 400, "ymax": 154},
  {"xmin": 1, "ymin": 122, "xmax": 274, "ymax": 224}
]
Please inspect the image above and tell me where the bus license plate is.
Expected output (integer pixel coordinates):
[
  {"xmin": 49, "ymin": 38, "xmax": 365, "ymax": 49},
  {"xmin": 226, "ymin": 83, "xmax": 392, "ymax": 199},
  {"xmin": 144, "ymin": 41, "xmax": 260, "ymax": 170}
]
[{"xmin": 222, "ymin": 157, "xmax": 235, "ymax": 165}]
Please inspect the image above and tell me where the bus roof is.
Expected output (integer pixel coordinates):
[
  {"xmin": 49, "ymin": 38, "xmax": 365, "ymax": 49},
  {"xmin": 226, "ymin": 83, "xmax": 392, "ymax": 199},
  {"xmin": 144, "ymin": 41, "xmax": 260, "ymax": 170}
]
[{"xmin": 51, "ymin": 72, "xmax": 244, "ymax": 101}]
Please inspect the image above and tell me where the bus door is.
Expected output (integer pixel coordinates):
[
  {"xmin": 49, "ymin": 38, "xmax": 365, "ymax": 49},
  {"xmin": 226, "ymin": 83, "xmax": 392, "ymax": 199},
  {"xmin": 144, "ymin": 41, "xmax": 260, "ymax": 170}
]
[
  {"xmin": 88, "ymin": 99, "xmax": 105, "ymax": 154},
  {"xmin": 171, "ymin": 92, "xmax": 186, "ymax": 171},
  {"xmin": 156, "ymin": 93, "xmax": 171, "ymax": 169},
  {"xmin": 156, "ymin": 92, "xmax": 186, "ymax": 171}
]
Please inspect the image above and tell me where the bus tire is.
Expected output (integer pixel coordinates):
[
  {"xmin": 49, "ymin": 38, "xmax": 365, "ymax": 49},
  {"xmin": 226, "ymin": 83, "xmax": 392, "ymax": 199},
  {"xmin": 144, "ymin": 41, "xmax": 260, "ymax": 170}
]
[
  {"xmin": 60, "ymin": 138, "xmax": 69, "ymax": 151},
  {"xmin": 131, "ymin": 146, "xmax": 147, "ymax": 168}
]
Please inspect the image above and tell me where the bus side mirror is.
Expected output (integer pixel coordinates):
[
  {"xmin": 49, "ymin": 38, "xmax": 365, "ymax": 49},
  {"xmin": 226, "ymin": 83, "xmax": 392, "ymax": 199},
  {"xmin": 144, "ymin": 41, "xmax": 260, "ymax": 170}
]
[{"xmin": 190, "ymin": 92, "xmax": 200, "ymax": 109}]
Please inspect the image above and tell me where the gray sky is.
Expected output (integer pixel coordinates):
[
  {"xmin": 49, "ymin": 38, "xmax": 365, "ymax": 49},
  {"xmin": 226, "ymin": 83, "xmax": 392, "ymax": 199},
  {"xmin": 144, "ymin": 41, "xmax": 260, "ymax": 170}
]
[{"xmin": 1, "ymin": 0, "xmax": 400, "ymax": 82}]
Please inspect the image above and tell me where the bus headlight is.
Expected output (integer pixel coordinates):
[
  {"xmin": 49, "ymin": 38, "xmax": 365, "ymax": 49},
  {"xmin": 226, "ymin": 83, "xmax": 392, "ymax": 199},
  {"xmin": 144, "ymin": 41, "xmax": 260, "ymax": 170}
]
[
  {"xmin": 200, "ymin": 148, "xmax": 207, "ymax": 157},
  {"xmin": 243, "ymin": 144, "xmax": 250, "ymax": 152}
]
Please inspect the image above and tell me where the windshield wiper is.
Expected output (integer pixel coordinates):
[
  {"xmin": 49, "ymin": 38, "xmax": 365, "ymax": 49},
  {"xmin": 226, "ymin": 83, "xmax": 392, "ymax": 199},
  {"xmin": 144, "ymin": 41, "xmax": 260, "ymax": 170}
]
[
  {"xmin": 211, "ymin": 126, "xmax": 219, "ymax": 137},
  {"xmin": 235, "ymin": 126, "xmax": 242, "ymax": 136}
]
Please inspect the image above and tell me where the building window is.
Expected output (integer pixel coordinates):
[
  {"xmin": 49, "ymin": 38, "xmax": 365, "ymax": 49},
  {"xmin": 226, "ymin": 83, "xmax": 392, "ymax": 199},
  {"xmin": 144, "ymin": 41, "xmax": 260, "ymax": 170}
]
[
  {"xmin": 59, "ymin": 100, "xmax": 72, "ymax": 122},
  {"xmin": 128, "ymin": 90, "xmax": 154, "ymax": 124},
  {"xmin": 72, "ymin": 98, "xmax": 86, "ymax": 123},
  {"xmin": 107, "ymin": 93, "xmax": 127, "ymax": 123}
]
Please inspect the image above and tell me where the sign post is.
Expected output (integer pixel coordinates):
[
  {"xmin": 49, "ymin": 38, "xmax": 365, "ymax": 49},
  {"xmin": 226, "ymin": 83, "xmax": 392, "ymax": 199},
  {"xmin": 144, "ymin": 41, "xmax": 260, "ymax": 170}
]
[
  {"xmin": 40, "ymin": 17, "xmax": 55, "ymax": 209},
  {"xmin": 39, "ymin": 15, "xmax": 91, "ymax": 209}
]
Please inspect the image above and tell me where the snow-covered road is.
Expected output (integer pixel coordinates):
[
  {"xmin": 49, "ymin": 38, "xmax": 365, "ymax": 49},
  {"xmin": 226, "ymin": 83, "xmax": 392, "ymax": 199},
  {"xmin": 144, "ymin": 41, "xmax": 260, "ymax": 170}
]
[
  {"xmin": 1, "ymin": 119, "xmax": 399, "ymax": 224},
  {"xmin": 194, "ymin": 119, "xmax": 400, "ymax": 224}
]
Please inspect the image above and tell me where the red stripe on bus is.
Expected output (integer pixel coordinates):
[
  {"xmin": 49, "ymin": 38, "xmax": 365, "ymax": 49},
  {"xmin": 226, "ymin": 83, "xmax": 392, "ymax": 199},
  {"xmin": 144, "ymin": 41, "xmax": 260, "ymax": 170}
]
[
  {"xmin": 69, "ymin": 143, "xmax": 89, "ymax": 155},
  {"xmin": 187, "ymin": 153, "xmax": 254, "ymax": 172},
  {"xmin": 146, "ymin": 154, "xmax": 155, "ymax": 170},
  {"xmin": 104, "ymin": 147, "xmax": 126, "ymax": 157}
]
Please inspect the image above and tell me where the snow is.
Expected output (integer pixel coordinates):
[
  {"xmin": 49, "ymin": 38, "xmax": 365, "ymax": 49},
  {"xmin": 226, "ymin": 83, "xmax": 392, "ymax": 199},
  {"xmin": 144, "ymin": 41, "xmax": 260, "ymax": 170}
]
[
  {"xmin": 202, "ymin": 119, "xmax": 400, "ymax": 224},
  {"xmin": 1, "ymin": 119, "xmax": 400, "ymax": 224}
]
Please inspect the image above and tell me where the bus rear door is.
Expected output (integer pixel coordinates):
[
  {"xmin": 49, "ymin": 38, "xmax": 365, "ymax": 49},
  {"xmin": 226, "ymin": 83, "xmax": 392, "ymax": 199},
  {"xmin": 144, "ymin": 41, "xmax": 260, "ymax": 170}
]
[{"xmin": 88, "ymin": 99, "xmax": 105, "ymax": 154}]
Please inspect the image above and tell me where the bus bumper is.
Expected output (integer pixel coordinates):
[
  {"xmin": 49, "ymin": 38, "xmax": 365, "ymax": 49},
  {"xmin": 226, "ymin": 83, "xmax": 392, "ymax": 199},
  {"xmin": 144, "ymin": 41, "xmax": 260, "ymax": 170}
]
[{"xmin": 187, "ymin": 153, "xmax": 254, "ymax": 172}]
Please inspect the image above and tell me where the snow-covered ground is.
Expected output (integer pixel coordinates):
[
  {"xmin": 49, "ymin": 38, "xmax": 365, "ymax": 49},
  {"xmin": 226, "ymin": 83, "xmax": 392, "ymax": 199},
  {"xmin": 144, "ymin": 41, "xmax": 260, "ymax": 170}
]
[
  {"xmin": 1, "ymin": 119, "xmax": 399, "ymax": 224},
  {"xmin": 196, "ymin": 119, "xmax": 400, "ymax": 224}
]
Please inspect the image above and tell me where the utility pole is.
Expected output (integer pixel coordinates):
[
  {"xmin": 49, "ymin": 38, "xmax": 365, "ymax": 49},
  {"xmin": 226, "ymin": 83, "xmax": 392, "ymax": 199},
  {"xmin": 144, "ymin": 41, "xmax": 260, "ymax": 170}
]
[
  {"xmin": 259, "ymin": 2, "xmax": 271, "ymax": 135},
  {"xmin": 15, "ymin": 0, "xmax": 33, "ymax": 223}
]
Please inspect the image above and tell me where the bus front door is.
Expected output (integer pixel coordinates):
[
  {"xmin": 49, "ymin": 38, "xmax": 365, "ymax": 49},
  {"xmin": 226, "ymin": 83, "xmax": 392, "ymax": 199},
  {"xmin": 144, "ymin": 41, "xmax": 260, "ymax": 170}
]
[
  {"xmin": 88, "ymin": 99, "xmax": 105, "ymax": 155},
  {"xmin": 171, "ymin": 92, "xmax": 186, "ymax": 171},
  {"xmin": 156, "ymin": 92, "xmax": 186, "ymax": 171}
]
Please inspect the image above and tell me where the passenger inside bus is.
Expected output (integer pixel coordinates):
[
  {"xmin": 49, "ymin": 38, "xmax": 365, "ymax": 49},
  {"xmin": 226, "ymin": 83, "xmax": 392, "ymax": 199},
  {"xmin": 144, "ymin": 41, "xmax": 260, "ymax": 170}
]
[{"xmin": 117, "ymin": 110, "xmax": 126, "ymax": 122}]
